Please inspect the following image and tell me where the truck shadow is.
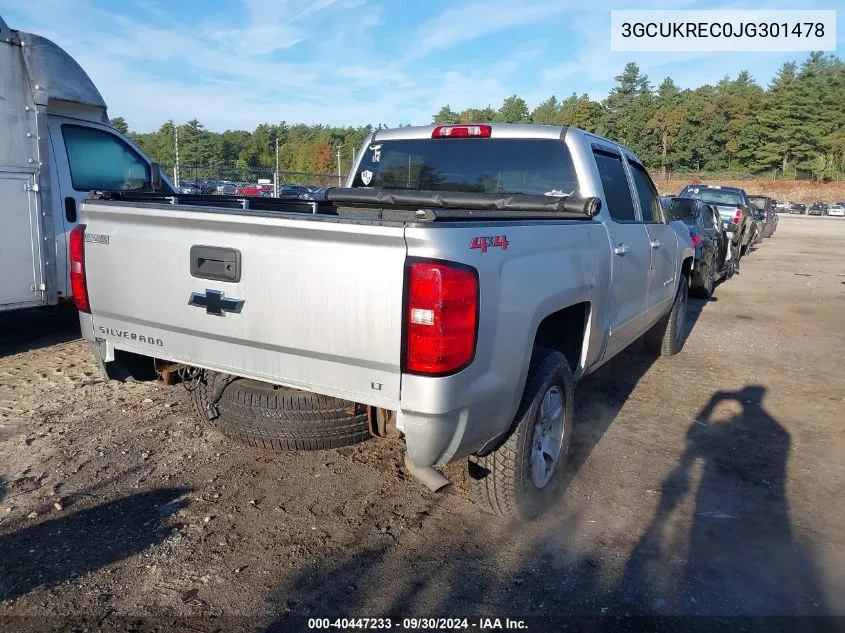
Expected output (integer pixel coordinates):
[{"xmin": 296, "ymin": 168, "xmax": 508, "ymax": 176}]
[
  {"xmin": 260, "ymin": 385, "xmax": 826, "ymax": 627},
  {"xmin": 0, "ymin": 305, "xmax": 80, "ymax": 357},
  {"xmin": 0, "ymin": 487, "xmax": 189, "ymax": 601}
]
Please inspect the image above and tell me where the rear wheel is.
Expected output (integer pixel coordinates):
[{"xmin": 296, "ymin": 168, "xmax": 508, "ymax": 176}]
[
  {"xmin": 644, "ymin": 278, "xmax": 688, "ymax": 356},
  {"xmin": 188, "ymin": 372, "xmax": 371, "ymax": 451},
  {"xmin": 469, "ymin": 348, "xmax": 574, "ymax": 521}
]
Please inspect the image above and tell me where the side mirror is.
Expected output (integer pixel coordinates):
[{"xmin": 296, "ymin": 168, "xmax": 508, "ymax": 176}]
[{"xmin": 150, "ymin": 162, "xmax": 162, "ymax": 191}]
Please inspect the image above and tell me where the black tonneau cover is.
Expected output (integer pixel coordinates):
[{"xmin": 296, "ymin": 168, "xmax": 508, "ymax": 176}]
[
  {"xmin": 89, "ymin": 188, "xmax": 600, "ymax": 221},
  {"xmin": 325, "ymin": 188, "xmax": 601, "ymax": 217}
]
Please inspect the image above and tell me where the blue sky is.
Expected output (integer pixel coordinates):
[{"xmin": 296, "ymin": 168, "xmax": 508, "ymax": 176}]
[{"xmin": 1, "ymin": 0, "xmax": 841, "ymax": 132}]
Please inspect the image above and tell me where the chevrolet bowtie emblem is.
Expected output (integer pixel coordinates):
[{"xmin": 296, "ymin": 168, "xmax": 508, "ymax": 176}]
[{"xmin": 188, "ymin": 290, "xmax": 245, "ymax": 316}]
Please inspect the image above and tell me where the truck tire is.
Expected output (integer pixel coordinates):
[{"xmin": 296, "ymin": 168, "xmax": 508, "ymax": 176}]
[
  {"xmin": 643, "ymin": 278, "xmax": 688, "ymax": 356},
  {"xmin": 469, "ymin": 348, "xmax": 575, "ymax": 520},
  {"xmin": 188, "ymin": 372, "xmax": 370, "ymax": 451}
]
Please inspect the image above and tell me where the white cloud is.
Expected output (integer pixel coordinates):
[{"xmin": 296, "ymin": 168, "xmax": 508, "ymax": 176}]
[
  {"xmin": 406, "ymin": 0, "xmax": 569, "ymax": 61},
  {"xmin": 1, "ymin": 0, "xmax": 838, "ymax": 132}
]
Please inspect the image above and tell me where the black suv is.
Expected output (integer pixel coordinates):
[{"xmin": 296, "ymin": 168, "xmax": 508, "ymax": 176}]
[{"xmin": 749, "ymin": 195, "xmax": 779, "ymax": 238}]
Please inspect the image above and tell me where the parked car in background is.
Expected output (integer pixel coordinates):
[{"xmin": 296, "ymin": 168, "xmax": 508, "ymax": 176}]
[
  {"xmin": 278, "ymin": 184, "xmax": 311, "ymax": 199},
  {"xmin": 791, "ymin": 203, "xmax": 807, "ymax": 215},
  {"xmin": 666, "ymin": 198, "xmax": 730, "ymax": 298},
  {"xmin": 775, "ymin": 200, "xmax": 790, "ymax": 213},
  {"xmin": 236, "ymin": 183, "xmax": 273, "ymax": 196},
  {"xmin": 749, "ymin": 195, "xmax": 778, "ymax": 238},
  {"xmin": 828, "ymin": 202, "xmax": 845, "ymax": 217},
  {"xmin": 216, "ymin": 181, "xmax": 237, "ymax": 195},
  {"xmin": 748, "ymin": 211, "xmax": 764, "ymax": 248},
  {"xmin": 179, "ymin": 181, "xmax": 199, "ymax": 195},
  {"xmin": 299, "ymin": 185, "xmax": 328, "ymax": 200},
  {"xmin": 678, "ymin": 184, "xmax": 754, "ymax": 258},
  {"xmin": 195, "ymin": 177, "xmax": 219, "ymax": 195},
  {"xmin": 808, "ymin": 202, "xmax": 827, "ymax": 216}
]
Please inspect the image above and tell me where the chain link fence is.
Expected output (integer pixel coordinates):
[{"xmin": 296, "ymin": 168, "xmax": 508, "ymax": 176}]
[
  {"xmin": 164, "ymin": 164, "xmax": 349, "ymax": 193},
  {"xmin": 656, "ymin": 168, "xmax": 844, "ymax": 184},
  {"xmin": 162, "ymin": 163, "xmax": 844, "ymax": 200}
]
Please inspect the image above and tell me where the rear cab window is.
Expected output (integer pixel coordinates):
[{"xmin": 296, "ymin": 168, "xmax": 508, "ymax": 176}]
[
  {"xmin": 679, "ymin": 186, "xmax": 743, "ymax": 208},
  {"xmin": 351, "ymin": 137, "xmax": 580, "ymax": 197}
]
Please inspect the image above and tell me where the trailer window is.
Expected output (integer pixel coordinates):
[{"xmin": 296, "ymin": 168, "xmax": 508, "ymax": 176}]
[{"xmin": 61, "ymin": 125, "xmax": 150, "ymax": 192}]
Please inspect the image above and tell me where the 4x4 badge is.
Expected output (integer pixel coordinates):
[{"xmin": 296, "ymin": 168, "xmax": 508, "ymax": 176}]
[{"xmin": 188, "ymin": 290, "xmax": 245, "ymax": 316}]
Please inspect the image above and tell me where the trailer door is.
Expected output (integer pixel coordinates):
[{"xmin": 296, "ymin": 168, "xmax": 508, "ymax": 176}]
[{"xmin": 0, "ymin": 171, "xmax": 45, "ymax": 311}]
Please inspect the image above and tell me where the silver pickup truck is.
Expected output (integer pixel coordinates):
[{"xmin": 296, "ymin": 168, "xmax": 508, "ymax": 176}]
[{"xmin": 76, "ymin": 124, "xmax": 694, "ymax": 520}]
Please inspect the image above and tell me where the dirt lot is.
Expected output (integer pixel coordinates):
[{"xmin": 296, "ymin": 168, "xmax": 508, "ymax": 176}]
[
  {"xmin": 657, "ymin": 179, "xmax": 845, "ymax": 205},
  {"xmin": 1, "ymin": 215, "xmax": 844, "ymax": 631}
]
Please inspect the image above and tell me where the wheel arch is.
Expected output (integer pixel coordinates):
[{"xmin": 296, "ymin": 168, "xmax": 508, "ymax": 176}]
[{"xmin": 531, "ymin": 301, "xmax": 591, "ymax": 375}]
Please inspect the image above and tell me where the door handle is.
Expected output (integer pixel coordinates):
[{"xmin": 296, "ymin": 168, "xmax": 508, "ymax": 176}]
[
  {"xmin": 64, "ymin": 197, "xmax": 77, "ymax": 223},
  {"xmin": 614, "ymin": 244, "xmax": 630, "ymax": 256},
  {"xmin": 650, "ymin": 240, "xmax": 661, "ymax": 249}
]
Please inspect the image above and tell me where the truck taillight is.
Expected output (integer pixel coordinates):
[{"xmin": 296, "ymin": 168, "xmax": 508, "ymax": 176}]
[
  {"xmin": 404, "ymin": 260, "xmax": 478, "ymax": 375},
  {"xmin": 431, "ymin": 125, "xmax": 491, "ymax": 138},
  {"xmin": 69, "ymin": 224, "xmax": 90, "ymax": 313},
  {"xmin": 732, "ymin": 209, "xmax": 742, "ymax": 224},
  {"xmin": 691, "ymin": 234, "xmax": 702, "ymax": 247}
]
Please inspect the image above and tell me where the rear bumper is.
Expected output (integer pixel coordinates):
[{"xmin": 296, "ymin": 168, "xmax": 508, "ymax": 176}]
[{"xmin": 81, "ymin": 312, "xmax": 513, "ymax": 470}]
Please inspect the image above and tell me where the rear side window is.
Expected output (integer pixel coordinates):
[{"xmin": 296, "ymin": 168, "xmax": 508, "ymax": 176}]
[
  {"xmin": 701, "ymin": 206, "xmax": 716, "ymax": 229},
  {"xmin": 593, "ymin": 150, "xmax": 636, "ymax": 222},
  {"xmin": 62, "ymin": 125, "xmax": 150, "ymax": 192},
  {"xmin": 351, "ymin": 138, "xmax": 580, "ymax": 197},
  {"xmin": 628, "ymin": 162, "xmax": 662, "ymax": 223}
]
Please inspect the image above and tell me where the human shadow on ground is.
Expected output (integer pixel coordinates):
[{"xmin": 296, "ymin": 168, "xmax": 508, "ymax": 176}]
[
  {"xmin": 609, "ymin": 385, "xmax": 826, "ymax": 615},
  {"xmin": 261, "ymin": 387, "xmax": 828, "ymax": 630}
]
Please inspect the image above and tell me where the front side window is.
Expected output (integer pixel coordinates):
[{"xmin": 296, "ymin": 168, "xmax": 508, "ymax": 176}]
[
  {"xmin": 628, "ymin": 161, "xmax": 662, "ymax": 223},
  {"xmin": 62, "ymin": 125, "xmax": 150, "ymax": 192},
  {"xmin": 593, "ymin": 150, "xmax": 637, "ymax": 222}
]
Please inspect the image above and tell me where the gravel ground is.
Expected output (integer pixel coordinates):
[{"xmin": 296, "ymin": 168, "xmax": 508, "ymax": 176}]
[{"xmin": 0, "ymin": 215, "xmax": 843, "ymax": 631}]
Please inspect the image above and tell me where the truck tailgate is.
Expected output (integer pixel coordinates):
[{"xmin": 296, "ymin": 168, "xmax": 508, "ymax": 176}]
[{"xmin": 81, "ymin": 201, "xmax": 406, "ymax": 407}]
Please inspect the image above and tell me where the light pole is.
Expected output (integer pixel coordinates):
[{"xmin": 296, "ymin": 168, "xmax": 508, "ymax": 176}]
[
  {"xmin": 336, "ymin": 147, "xmax": 343, "ymax": 186},
  {"xmin": 274, "ymin": 136, "xmax": 280, "ymax": 197}
]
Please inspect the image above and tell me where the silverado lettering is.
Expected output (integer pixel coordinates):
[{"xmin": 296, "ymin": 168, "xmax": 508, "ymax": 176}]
[{"xmin": 98, "ymin": 326, "xmax": 164, "ymax": 347}]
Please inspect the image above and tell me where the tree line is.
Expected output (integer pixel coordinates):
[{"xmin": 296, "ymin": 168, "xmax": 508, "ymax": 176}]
[{"xmin": 116, "ymin": 53, "xmax": 845, "ymax": 182}]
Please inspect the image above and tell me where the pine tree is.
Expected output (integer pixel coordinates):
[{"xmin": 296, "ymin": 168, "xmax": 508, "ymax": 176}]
[
  {"xmin": 531, "ymin": 96, "xmax": 560, "ymax": 124},
  {"xmin": 647, "ymin": 78, "xmax": 685, "ymax": 180},
  {"xmin": 601, "ymin": 63, "xmax": 657, "ymax": 163},
  {"xmin": 495, "ymin": 95, "xmax": 530, "ymax": 123},
  {"xmin": 432, "ymin": 105, "xmax": 460, "ymax": 124}
]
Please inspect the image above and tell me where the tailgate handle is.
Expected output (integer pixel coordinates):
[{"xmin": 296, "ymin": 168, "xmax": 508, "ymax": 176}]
[{"xmin": 190, "ymin": 245, "xmax": 241, "ymax": 283}]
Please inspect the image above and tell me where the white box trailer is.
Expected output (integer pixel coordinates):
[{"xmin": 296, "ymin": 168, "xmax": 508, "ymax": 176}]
[{"xmin": 0, "ymin": 15, "xmax": 169, "ymax": 313}]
